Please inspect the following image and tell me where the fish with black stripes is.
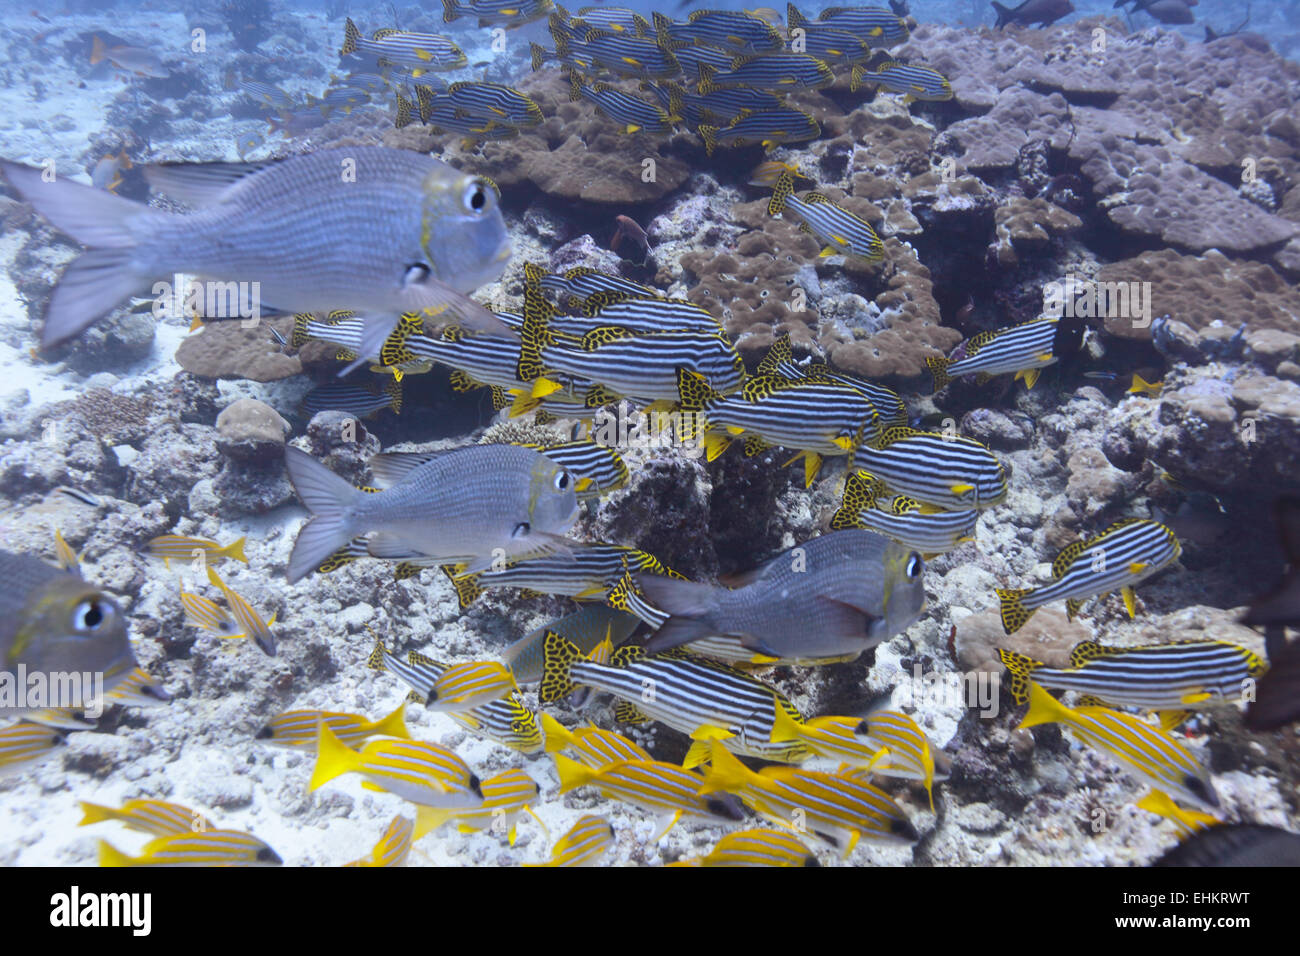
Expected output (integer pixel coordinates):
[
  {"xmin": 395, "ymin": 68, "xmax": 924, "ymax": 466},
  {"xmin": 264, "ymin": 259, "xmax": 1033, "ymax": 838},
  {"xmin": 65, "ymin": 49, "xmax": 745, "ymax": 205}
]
[
  {"xmin": 831, "ymin": 470, "xmax": 978, "ymax": 556},
  {"xmin": 853, "ymin": 428, "xmax": 1009, "ymax": 511},
  {"xmin": 570, "ymin": 76, "xmax": 675, "ymax": 135},
  {"xmin": 652, "ymin": 9, "xmax": 785, "ymax": 54},
  {"xmin": 786, "ymin": 3, "xmax": 909, "ymax": 47},
  {"xmin": 696, "ymin": 54, "xmax": 834, "ymax": 93},
  {"xmin": 757, "ymin": 333, "xmax": 908, "ymax": 427},
  {"xmin": 927, "ymin": 316, "xmax": 1085, "ymax": 392},
  {"xmin": 698, "ymin": 107, "xmax": 821, "ymax": 155},
  {"xmin": 851, "ymin": 60, "xmax": 952, "ymax": 102},
  {"xmin": 767, "ymin": 171, "xmax": 883, "ymax": 261}
]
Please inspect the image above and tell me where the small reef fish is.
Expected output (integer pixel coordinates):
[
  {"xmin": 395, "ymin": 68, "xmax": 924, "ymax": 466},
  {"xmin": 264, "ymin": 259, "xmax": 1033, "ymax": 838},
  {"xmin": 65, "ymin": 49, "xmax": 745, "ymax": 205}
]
[
  {"xmin": 652, "ymin": 10, "xmax": 785, "ymax": 54},
  {"xmin": 1018, "ymin": 682, "xmax": 1219, "ymax": 811},
  {"xmin": 767, "ymin": 170, "xmax": 883, "ymax": 261},
  {"xmin": 523, "ymin": 285, "xmax": 717, "ymax": 339},
  {"xmin": 559, "ymin": 29, "xmax": 682, "ymax": 80},
  {"xmin": 1128, "ymin": 373, "xmax": 1163, "ymax": 396},
  {"xmin": 674, "ymin": 828, "xmax": 819, "ymax": 867},
  {"xmin": 521, "ymin": 439, "xmax": 630, "ymax": 499},
  {"xmin": 0, "ymin": 147, "xmax": 512, "ymax": 348},
  {"xmin": 758, "ymin": 333, "xmax": 909, "ymax": 427},
  {"xmin": 89, "ymin": 35, "xmax": 168, "ymax": 78},
  {"xmin": 0, "ymin": 722, "xmax": 67, "ymax": 776},
  {"xmin": 996, "ymin": 518, "xmax": 1181, "ymax": 633},
  {"xmin": 853, "ymin": 710, "xmax": 943, "ymax": 808},
  {"xmin": 340, "ymin": 19, "xmax": 467, "ymax": 72},
  {"xmin": 99, "ymin": 829, "xmax": 283, "ymax": 867},
  {"xmin": 343, "ymin": 815, "xmax": 414, "ymax": 867},
  {"xmin": 310, "ymin": 723, "xmax": 484, "ymax": 810},
  {"xmin": 179, "ymin": 588, "xmax": 242, "ymax": 639},
  {"xmin": 78, "ymin": 800, "xmax": 211, "ymax": 837},
  {"xmin": 235, "ymin": 132, "xmax": 265, "ymax": 160},
  {"xmin": 749, "ymin": 160, "xmax": 814, "ymax": 188},
  {"xmin": 567, "ymin": 6, "xmax": 652, "ymax": 35},
  {"xmin": 413, "ymin": 768, "xmax": 541, "ymax": 843},
  {"xmin": 991, "ymin": 0, "xmax": 1075, "ymax": 29},
  {"xmin": 441, "ymin": 81, "xmax": 544, "ymax": 126},
  {"xmin": 443, "ymin": 0, "xmax": 554, "ymax": 28},
  {"xmin": 698, "ymin": 740, "xmax": 918, "ymax": 856},
  {"xmin": 524, "ymin": 814, "xmax": 615, "ymax": 866},
  {"xmin": 640, "ymin": 529, "xmax": 926, "ymax": 662},
  {"xmin": 90, "ymin": 150, "xmax": 132, "ymax": 193},
  {"xmin": 853, "ymin": 428, "xmax": 1009, "ymax": 510},
  {"xmin": 426, "ymin": 660, "xmax": 517, "ymax": 712},
  {"xmin": 831, "ymin": 470, "xmax": 979, "ymax": 556},
  {"xmin": 146, "ymin": 534, "xmax": 248, "ymax": 568},
  {"xmin": 282, "ymin": 444, "xmax": 579, "ymax": 584},
  {"xmin": 104, "ymin": 668, "xmax": 171, "ymax": 707},
  {"xmin": 610, "ymin": 214, "xmax": 652, "ymax": 262},
  {"xmin": 523, "ymin": 262, "xmax": 660, "ymax": 313},
  {"xmin": 205, "ymin": 568, "xmax": 276, "ymax": 657},
  {"xmin": 787, "ymin": 3, "xmax": 910, "ymax": 46},
  {"xmin": 926, "ymin": 317, "xmax": 1084, "ymax": 391},
  {"xmin": 1, "ymin": 551, "xmax": 136, "ymax": 712},
  {"xmin": 699, "ymin": 107, "xmax": 822, "ymax": 155},
  {"xmin": 256, "ymin": 704, "xmax": 410, "ymax": 749},
  {"xmin": 850, "ymin": 60, "xmax": 952, "ymax": 101},
  {"xmin": 301, "ymin": 379, "xmax": 403, "ymax": 419},
  {"xmin": 697, "ymin": 54, "xmax": 834, "ymax": 93},
  {"xmin": 540, "ymin": 713, "xmax": 653, "ymax": 767}
]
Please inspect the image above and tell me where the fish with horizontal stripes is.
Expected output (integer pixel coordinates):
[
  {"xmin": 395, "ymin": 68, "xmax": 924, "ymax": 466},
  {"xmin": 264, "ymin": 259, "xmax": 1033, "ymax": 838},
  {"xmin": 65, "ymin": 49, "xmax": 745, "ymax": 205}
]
[
  {"xmin": 376, "ymin": 324, "xmax": 527, "ymax": 392},
  {"xmin": 757, "ymin": 333, "xmax": 908, "ymax": 427},
  {"xmin": 786, "ymin": 25, "xmax": 874, "ymax": 64},
  {"xmin": 927, "ymin": 317, "xmax": 1085, "ymax": 392},
  {"xmin": 301, "ymin": 379, "xmax": 402, "ymax": 419},
  {"xmin": 524, "ymin": 814, "xmax": 615, "ymax": 866},
  {"xmin": 677, "ymin": 369, "xmax": 880, "ymax": 486},
  {"xmin": 539, "ymin": 631, "xmax": 812, "ymax": 764},
  {"xmin": 104, "ymin": 668, "xmax": 171, "ymax": 707},
  {"xmin": 0, "ymin": 722, "xmax": 65, "ymax": 776},
  {"xmin": 146, "ymin": 534, "xmax": 247, "ymax": 567},
  {"xmin": 685, "ymin": 83, "xmax": 786, "ymax": 123},
  {"xmin": 344, "ymin": 815, "xmax": 414, "ymax": 867},
  {"xmin": 414, "ymin": 768, "xmax": 541, "ymax": 843},
  {"xmin": 568, "ymin": 5, "xmax": 651, "ymax": 35},
  {"xmin": 851, "ymin": 60, "xmax": 952, "ymax": 101},
  {"xmin": 523, "ymin": 262, "xmax": 661, "ymax": 315},
  {"xmin": 206, "ymin": 567, "xmax": 277, "ymax": 657},
  {"xmin": 443, "ymin": 81, "xmax": 544, "ymax": 126},
  {"xmin": 99, "ymin": 829, "xmax": 283, "ymax": 866},
  {"xmin": 179, "ymin": 588, "xmax": 243, "ymax": 639},
  {"xmin": 524, "ymin": 283, "xmax": 718, "ymax": 338},
  {"xmin": 853, "ymin": 427, "xmax": 1009, "ymax": 511},
  {"xmin": 519, "ymin": 439, "xmax": 629, "ymax": 499},
  {"xmin": 666, "ymin": 44, "xmax": 737, "ymax": 83},
  {"xmin": 78, "ymin": 799, "xmax": 211, "ymax": 837},
  {"xmin": 558, "ymin": 29, "xmax": 681, "ymax": 79},
  {"xmin": 768, "ymin": 171, "xmax": 883, "ymax": 261},
  {"xmin": 239, "ymin": 79, "xmax": 297, "ymax": 112},
  {"xmin": 426, "ymin": 660, "xmax": 518, "ymax": 712},
  {"xmin": 505, "ymin": 605, "xmax": 641, "ymax": 684},
  {"xmin": 529, "ymin": 40, "xmax": 596, "ymax": 74},
  {"xmin": 831, "ymin": 470, "xmax": 978, "ymax": 555},
  {"xmin": 997, "ymin": 518, "xmax": 1181, "ymax": 633},
  {"xmin": 697, "ymin": 55, "xmax": 834, "ymax": 94},
  {"xmin": 1018, "ymin": 681, "xmax": 1219, "ymax": 811},
  {"xmin": 786, "ymin": 3, "xmax": 909, "ymax": 46},
  {"xmin": 997, "ymin": 640, "xmax": 1266, "ymax": 714},
  {"xmin": 1136, "ymin": 789, "xmax": 1219, "ymax": 838},
  {"xmin": 540, "ymin": 712, "xmax": 653, "ymax": 766},
  {"xmin": 698, "ymin": 740, "xmax": 918, "ymax": 856},
  {"xmin": 851, "ymin": 709, "xmax": 942, "ymax": 808},
  {"xmin": 698, "ymin": 108, "xmax": 821, "ymax": 155},
  {"xmin": 652, "ymin": 10, "xmax": 785, "ymax": 54},
  {"xmin": 570, "ymin": 76, "xmax": 675, "ymax": 134},
  {"xmin": 340, "ymin": 18, "xmax": 467, "ymax": 72},
  {"xmin": 310, "ymin": 722, "xmax": 485, "ymax": 809},
  {"xmin": 255, "ymin": 704, "xmax": 410, "ymax": 749},
  {"xmin": 675, "ymin": 827, "xmax": 820, "ymax": 866},
  {"xmin": 443, "ymin": 0, "xmax": 553, "ymax": 28}
]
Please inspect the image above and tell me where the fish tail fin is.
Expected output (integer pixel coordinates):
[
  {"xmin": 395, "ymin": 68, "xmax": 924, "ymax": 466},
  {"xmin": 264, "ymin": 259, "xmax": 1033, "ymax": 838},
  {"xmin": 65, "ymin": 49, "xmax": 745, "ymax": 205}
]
[
  {"xmin": 77, "ymin": 801, "xmax": 115, "ymax": 827},
  {"xmin": 413, "ymin": 805, "xmax": 453, "ymax": 841},
  {"xmin": 341, "ymin": 17, "xmax": 360, "ymax": 54},
  {"xmin": 0, "ymin": 161, "xmax": 152, "ymax": 348},
  {"xmin": 394, "ymin": 90, "xmax": 415, "ymax": 128},
  {"xmin": 697, "ymin": 64, "xmax": 718, "ymax": 95},
  {"xmin": 767, "ymin": 170, "xmax": 794, "ymax": 216},
  {"xmin": 697, "ymin": 124, "xmax": 719, "ymax": 157},
  {"xmin": 768, "ymin": 705, "xmax": 804, "ymax": 744},
  {"xmin": 529, "ymin": 42, "xmax": 547, "ymax": 72},
  {"xmin": 90, "ymin": 35, "xmax": 107, "ymax": 65},
  {"xmin": 925, "ymin": 355, "xmax": 951, "ymax": 392},
  {"xmin": 539, "ymin": 712, "xmax": 574, "ymax": 753},
  {"xmin": 638, "ymin": 576, "xmax": 720, "ymax": 652},
  {"xmin": 568, "ymin": 71, "xmax": 583, "ymax": 102},
  {"xmin": 1017, "ymin": 681, "xmax": 1072, "ymax": 730},
  {"xmin": 675, "ymin": 368, "xmax": 716, "ymax": 415},
  {"xmin": 283, "ymin": 446, "xmax": 362, "ymax": 584},
  {"xmin": 995, "ymin": 587, "xmax": 1035, "ymax": 635},
  {"xmin": 850, "ymin": 64, "xmax": 866, "ymax": 92},
  {"xmin": 991, "ymin": 1, "xmax": 1013, "ymax": 28},
  {"xmin": 697, "ymin": 739, "xmax": 753, "ymax": 794},
  {"xmin": 309, "ymin": 721, "xmax": 362, "ymax": 791},
  {"xmin": 995, "ymin": 649, "xmax": 1042, "ymax": 707},
  {"xmin": 97, "ymin": 839, "xmax": 135, "ymax": 867},
  {"xmin": 441, "ymin": 0, "xmax": 459, "ymax": 23},
  {"xmin": 539, "ymin": 629, "xmax": 582, "ymax": 704},
  {"xmin": 371, "ymin": 702, "xmax": 410, "ymax": 740},
  {"xmin": 553, "ymin": 753, "xmax": 596, "ymax": 794},
  {"xmin": 222, "ymin": 536, "xmax": 249, "ymax": 565}
]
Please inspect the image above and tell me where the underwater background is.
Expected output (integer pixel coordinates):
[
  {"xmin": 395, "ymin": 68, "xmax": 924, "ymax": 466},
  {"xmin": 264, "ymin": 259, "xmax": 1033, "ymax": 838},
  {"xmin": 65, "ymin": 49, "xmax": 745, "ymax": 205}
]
[{"xmin": 0, "ymin": 0, "xmax": 1298, "ymax": 867}]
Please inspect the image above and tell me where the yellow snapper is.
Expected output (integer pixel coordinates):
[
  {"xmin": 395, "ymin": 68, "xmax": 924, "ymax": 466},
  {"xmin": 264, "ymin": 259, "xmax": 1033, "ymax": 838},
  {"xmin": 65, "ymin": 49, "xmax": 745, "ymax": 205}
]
[{"xmin": 99, "ymin": 829, "xmax": 283, "ymax": 866}]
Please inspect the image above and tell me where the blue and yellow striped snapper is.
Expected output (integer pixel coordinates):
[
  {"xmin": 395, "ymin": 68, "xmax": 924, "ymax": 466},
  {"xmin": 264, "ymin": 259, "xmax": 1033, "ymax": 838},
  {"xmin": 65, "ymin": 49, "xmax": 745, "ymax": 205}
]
[
  {"xmin": 567, "ymin": 5, "xmax": 651, "ymax": 34},
  {"xmin": 831, "ymin": 471, "xmax": 978, "ymax": 556},
  {"xmin": 344, "ymin": 815, "xmax": 414, "ymax": 867},
  {"xmin": 525, "ymin": 283, "xmax": 720, "ymax": 338},
  {"xmin": 677, "ymin": 370, "xmax": 880, "ymax": 486},
  {"xmin": 310, "ymin": 723, "xmax": 484, "ymax": 809},
  {"xmin": 145, "ymin": 534, "xmax": 247, "ymax": 567},
  {"xmin": 997, "ymin": 640, "xmax": 1266, "ymax": 713},
  {"xmin": 1018, "ymin": 682, "xmax": 1219, "ymax": 811},
  {"xmin": 853, "ymin": 427, "xmax": 1009, "ymax": 511},
  {"xmin": 851, "ymin": 61, "xmax": 952, "ymax": 102},
  {"xmin": 787, "ymin": 25, "xmax": 874, "ymax": 64},
  {"xmin": 414, "ymin": 768, "xmax": 541, "ymax": 843},
  {"xmin": 768, "ymin": 172, "xmax": 883, "ymax": 261},
  {"xmin": 757, "ymin": 333, "xmax": 908, "ymax": 427},
  {"xmin": 518, "ymin": 312, "xmax": 746, "ymax": 404},
  {"xmin": 853, "ymin": 709, "xmax": 942, "ymax": 808},
  {"xmin": 652, "ymin": 10, "xmax": 785, "ymax": 54},
  {"xmin": 570, "ymin": 76, "xmax": 675, "ymax": 134},
  {"xmin": 697, "ymin": 54, "xmax": 834, "ymax": 93},
  {"xmin": 520, "ymin": 440, "xmax": 629, "ymax": 499},
  {"xmin": 768, "ymin": 710, "xmax": 881, "ymax": 766},
  {"xmin": 99, "ymin": 829, "xmax": 283, "ymax": 867},
  {"xmin": 997, "ymin": 519, "xmax": 1181, "ymax": 633},
  {"xmin": 239, "ymin": 79, "xmax": 296, "ymax": 111},
  {"xmin": 19, "ymin": 707, "xmax": 95, "ymax": 731},
  {"xmin": 676, "ymin": 828, "xmax": 820, "ymax": 866},
  {"xmin": 698, "ymin": 741, "xmax": 918, "ymax": 856},
  {"xmin": 301, "ymin": 379, "xmax": 403, "ymax": 420},
  {"xmin": 206, "ymin": 568, "xmax": 276, "ymax": 657},
  {"xmin": 524, "ymin": 814, "xmax": 615, "ymax": 866},
  {"xmin": 787, "ymin": 3, "xmax": 909, "ymax": 47},
  {"xmin": 443, "ymin": 0, "xmax": 553, "ymax": 28},
  {"xmin": 256, "ymin": 704, "xmax": 410, "ymax": 749},
  {"xmin": 310, "ymin": 86, "xmax": 374, "ymax": 117},
  {"xmin": 443, "ymin": 81, "xmax": 544, "ymax": 126},
  {"xmin": 368, "ymin": 639, "xmax": 543, "ymax": 754},
  {"xmin": 927, "ymin": 317, "xmax": 1084, "ymax": 392},
  {"xmin": 558, "ymin": 29, "xmax": 682, "ymax": 80},
  {"xmin": 642, "ymin": 81, "xmax": 704, "ymax": 126},
  {"xmin": 341, "ymin": 19, "xmax": 467, "ymax": 72},
  {"xmin": 426, "ymin": 660, "xmax": 517, "ymax": 712},
  {"xmin": 555, "ymin": 753, "xmax": 745, "ymax": 837},
  {"xmin": 530, "ymin": 40, "xmax": 596, "ymax": 74},
  {"xmin": 1136, "ymin": 789, "xmax": 1219, "ymax": 838},
  {"xmin": 329, "ymin": 71, "xmax": 394, "ymax": 96},
  {"xmin": 376, "ymin": 325, "xmax": 526, "ymax": 392},
  {"xmin": 699, "ymin": 108, "xmax": 821, "ymax": 155},
  {"xmin": 179, "ymin": 588, "xmax": 242, "ymax": 639},
  {"xmin": 79, "ymin": 799, "xmax": 211, "ymax": 837},
  {"xmin": 686, "ymin": 83, "xmax": 786, "ymax": 123},
  {"xmin": 539, "ymin": 632, "xmax": 812, "ymax": 764},
  {"xmin": 540, "ymin": 712, "xmax": 652, "ymax": 767},
  {"xmin": 505, "ymin": 606, "xmax": 641, "ymax": 684},
  {"xmin": 523, "ymin": 262, "xmax": 660, "ymax": 314},
  {"xmin": 104, "ymin": 667, "xmax": 171, "ymax": 708},
  {"xmin": 0, "ymin": 721, "xmax": 66, "ymax": 775}
]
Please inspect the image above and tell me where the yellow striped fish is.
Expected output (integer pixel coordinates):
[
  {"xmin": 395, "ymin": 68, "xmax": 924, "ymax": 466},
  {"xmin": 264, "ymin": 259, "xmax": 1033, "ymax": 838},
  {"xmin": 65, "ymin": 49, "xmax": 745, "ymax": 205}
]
[
  {"xmin": 0, "ymin": 721, "xmax": 65, "ymax": 776},
  {"xmin": 554, "ymin": 753, "xmax": 744, "ymax": 840},
  {"xmin": 53, "ymin": 529, "xmax": 80, "ymax": 572},
  {"xmin": 206, "ymin": 568, "xmax": 277, "ymax": 656},
  {"xmin": 427, "ymin": 660, "xmax": 517, "ymax": 712},
  {"xmin": 309, "ymin": 723, "xmax": 484, "ymax": 810},
  {"xmin": 1018, "ymin": 682, "xmax": 1219, "ymax": 811},
  {"xmin": 256, "ymin": 704, "xmax": 410, "ymax": 749},
  {"xmin": 698, "ymin": 740, "xmax": 918, "ymax": 857},
  {"xmin": 78, "ymin": 799, "xmax": 211, "ymax": 837},
  {"xmin": 674, "ymin": 827, "xmax": 819, "ymax": 867},
  {"xmin": 99, "ymin": 829, "xmax": 283, "ymax": 866},
  {"xmin": 844, "ymin": 710, "xmax": 941, "ymax": 810},
  {"xmin": 540, "ymin": 712, "xmax": 652, "ymax": 767},
  {"xmin": 343, "ymin": 815, "xmax": 414, "ymax": 867},
  {"xmin": 145, "ymin": 535, "xmax": 247, "ymax": 568},
  {"xmin": 1136, "ymin": 789, "xmax": 1219, "ymax": 838},
  {"xmin": 414, "ymin": 768, "xmax": 542, "ymax": 844},
  {"xmin": 524, "ymin": 814, "xmax": 615, "ymax": 867},
  {"xmin": 104, "ymin": 667, "xmax": 171, "ymax": 707},
  {"xmin": 179, "ymin": 588, "xmax": 242, "ymax": 638}
]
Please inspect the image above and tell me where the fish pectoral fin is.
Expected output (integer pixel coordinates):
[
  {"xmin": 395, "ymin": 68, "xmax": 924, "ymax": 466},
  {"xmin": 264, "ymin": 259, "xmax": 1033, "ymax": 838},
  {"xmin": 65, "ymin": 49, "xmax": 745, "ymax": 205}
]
[
  {"xmin": 689, "ymin": 724, "xmax": 734, "ymax": 741},
  {"xmin": 1180, "ymin": 690, "xmax": 1212, "ymax": 705},
  {"xmin": 651, "ymin": 811, "xmax": 681, "ymax": 844},
  {"xmin": 1128, "ymin": 562, "xmax": 1149, "ymax": 574},
  {"xmin": 949, "ymin": 482, "xmax": 975, "ymax": 495}
]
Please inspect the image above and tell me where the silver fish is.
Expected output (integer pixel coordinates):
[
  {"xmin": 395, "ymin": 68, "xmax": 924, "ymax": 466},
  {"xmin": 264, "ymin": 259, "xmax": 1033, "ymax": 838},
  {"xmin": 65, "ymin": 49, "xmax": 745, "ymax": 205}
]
[
  {"xmin": 0, "ymin": 146, "xmax": 512, "ymax": 348},
  {"xmin": 640, "ymin": 530, "xmax": 925, "ymax": 662}
]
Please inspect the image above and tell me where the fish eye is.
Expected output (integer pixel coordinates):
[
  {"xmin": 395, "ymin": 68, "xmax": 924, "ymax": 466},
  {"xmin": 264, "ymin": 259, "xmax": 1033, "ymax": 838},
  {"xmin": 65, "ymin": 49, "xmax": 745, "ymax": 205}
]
[
  {"xmin": 462, "ymin": 179, "xmax": 493, "ymax": 215},
  {"xmin": 554, "ymin": 471, "xmax": 571, "ymax": 492},
  {"xmin": 72, "ymin": 599, "xmax": 110, "ymax": 632},
  {"xmin": 403, "ymin": 262, "xmax": 431, "ymax": 285},
  {"xmin": 513, "ymin": 522, "xmax": 531, "ymax": 538},
  {"xmin": 906, "ymin": 554, "xmax": 923, "ymax": 579}
]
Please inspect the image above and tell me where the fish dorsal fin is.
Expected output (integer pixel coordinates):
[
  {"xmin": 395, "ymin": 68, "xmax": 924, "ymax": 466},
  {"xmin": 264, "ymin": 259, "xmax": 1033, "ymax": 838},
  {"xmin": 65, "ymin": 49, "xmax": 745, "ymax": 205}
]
[
  {"xmin": 368, "ymin": 450, "xmax": 441, "ymax": 486},
  {"xmin": 1067, "ymin": 640, "xmax": 1114, "ymax": 667},
  {"xmin": 756, "ymin": 332, "xmax": 793, "ymax": 376},
  {"xmin": 730, "ymin": 55, "xmax": 756, "ymax": 69},
  {"xmin": 610, "ymin": 645, "xmax": 644, "ymax": 667},
  {"xmin": 877, "ymin": 425, "xmax": 918, "ymax": 446},
  {"xmin": 741, "ymin": 373, "xmax": 801, "ymax": 402},
  {"xmin": 964, "ymin": 329, "xmax": 1000, "ymax": 357},
  {"xmin": 803, "ymin": 192, "xmax": 835, "ymax": 205},
  {"xmin": 1052, "ymin": 540, "xmax": 1087, "ymax": 579},
  {"xmin": 372, "ymin": 28, "xmax": 401, "ymax": 38},
  {"xmin": 144, "ymin": 159, "xmax": 282, "ymax": 206},
  {"xmin": 891, "ymin": 495, "xmax": 921, "ymax": 515}
]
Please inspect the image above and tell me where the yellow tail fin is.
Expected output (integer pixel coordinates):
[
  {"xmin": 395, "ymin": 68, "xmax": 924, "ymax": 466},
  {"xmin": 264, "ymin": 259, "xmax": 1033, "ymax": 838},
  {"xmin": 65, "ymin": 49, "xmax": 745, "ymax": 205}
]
[
  {"xmin": 309, "ymin": 722, "xmax": 363, "ymax": 792},
  {"xmin": 1016, "ymin": 681, "xmax": 1073, "ymax": 731}
]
